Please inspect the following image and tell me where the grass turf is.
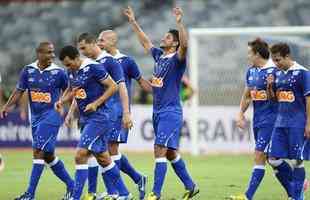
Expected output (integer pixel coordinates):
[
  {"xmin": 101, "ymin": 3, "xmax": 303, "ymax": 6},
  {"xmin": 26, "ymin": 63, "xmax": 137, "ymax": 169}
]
[{"xmin": 0, "ymin": 149, "xmax": 309, "ymax": 200}]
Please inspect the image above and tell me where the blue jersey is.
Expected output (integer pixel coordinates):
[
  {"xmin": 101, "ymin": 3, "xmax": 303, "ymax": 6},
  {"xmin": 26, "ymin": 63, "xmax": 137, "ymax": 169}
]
[
  {"xmin": 273, "ymin": 62, "xmax": 310, "ymax": 128},
  {"xmin": 150, "ymin": 47, "xmax": 186, "ymax": 113},
  {"xmin": 114, "ymin": 50, "xmax": 141, "ymax": 105},
  {"xmin": 96, "ymin": 51, "xmax": 125, "ymax": 119},
  {"xmin": 68, "ymin": 59, "xmax": 110, "ymax": 124},
  {"xmin": 16, "ymin": 61, "xmax": 68, "ymax": 126},
  {"xmin": 246, "ymin": 61, "xmax": 278, "ymax": 128}
]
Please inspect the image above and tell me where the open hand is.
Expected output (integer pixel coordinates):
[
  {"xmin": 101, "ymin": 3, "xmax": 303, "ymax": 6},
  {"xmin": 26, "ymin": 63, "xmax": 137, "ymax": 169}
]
[
  {"xmin": 123, "ymin": 6, "xmax": 136, "ymax": 22},
  {"xmin": 173, "ymin": 7, "xmax": 183, "ymax": 23}
]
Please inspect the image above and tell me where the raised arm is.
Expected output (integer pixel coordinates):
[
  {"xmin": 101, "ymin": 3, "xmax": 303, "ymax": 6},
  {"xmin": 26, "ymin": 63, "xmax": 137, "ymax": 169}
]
[
  {"xmin": 236, "ymin": 87, "xmax": 251, "ymax": 129},
  {"xmin": 123, "ymin": 6, "xmax": 153, "ymax": 52},
  {"xmin": 173, "ymin": 7, "xmax": 188, "ymax": 61}
]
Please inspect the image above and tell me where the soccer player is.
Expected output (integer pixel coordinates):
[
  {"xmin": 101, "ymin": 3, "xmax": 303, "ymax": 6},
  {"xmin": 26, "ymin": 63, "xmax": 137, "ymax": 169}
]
[
  {"xmin": 0, "ymin": 42, "xmax": 74, "ymax": 200},
  {"xmin": 229, "ymin": 39, "xmax": 278, "ymax": 200},
  {"xmin": 267, "ymin": 43, "xmax": 310, "ymax": 200},
  {"xmin": 58, "ymin": 45, "xmax": 132, "ymax": 200},
  {"xmin": 76, "ymin": 33, "xmax": 134, "ymax": 200},
  {"xmin": 124, "ymin": 6, "xmax": 199, "ymax": 200},
  {"xmin": 97, "ymin": 29, "xmax": 152, "ymax": 200}
]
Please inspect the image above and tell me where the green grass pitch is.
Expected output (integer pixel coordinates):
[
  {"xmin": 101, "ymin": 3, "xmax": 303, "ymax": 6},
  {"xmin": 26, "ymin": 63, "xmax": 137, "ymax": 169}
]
[{"xmin": 0, "ymin": 149, "xmax": 309, "ymax": 200}]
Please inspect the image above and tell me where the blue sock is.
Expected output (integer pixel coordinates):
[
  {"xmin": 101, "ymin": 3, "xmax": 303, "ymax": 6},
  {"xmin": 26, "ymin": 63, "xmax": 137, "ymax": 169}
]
[
  {"xmin": 152, "ymin": 158, "xmax": 168, "ymax": 197},
  {"xmin": 245, "ymin": 165, "xmax": 265, "ymax": 200},
  {"xmin": 88, "ymin": 157, "xmax": 98, "ymax": 194},
  {"xmin": 102, "ymin": 162, "xmax": 129, "ymax": 196},
  {"xmin": 49, "ymin": 157, "xmax": 74, "ymax": 190},
  {"xmin": 119, "ymin": 154, "xmax": 141, "ymax": 184},
  {"xmin": 72, "ymin": 164, "xmax": 88, "ymax": 200},
  {"xmin": 171, "ymin": 155, "xmax": 195, "ymax": 190},
  {"xmin": 26, "ymin": 159, "xmax": 45, "ymax": 196},
  {"xmin": 292, "ymin": 166, "xmax": 305, "ymax": 199},
  {"xmin": 272, "ymin": 160, "xmax": 293, "ymax": 197}
]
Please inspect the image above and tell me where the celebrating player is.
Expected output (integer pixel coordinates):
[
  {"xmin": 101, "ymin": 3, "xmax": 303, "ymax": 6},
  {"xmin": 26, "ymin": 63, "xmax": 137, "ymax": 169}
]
[
  {"xmin": 124, "ymin": 6, "xmax": 198, "ymax": 200},
  {"xmin": 229, "ymin": 38, "xmax": 278, "ymax": 200},
  {"xmin": 267, "ymin": 43, "xmax": 310, "ymax": 200},
  {"xmin": 58, "ymin": 45, "xmax": 133, "ymax": 200},
  {"xmin": 0, "ymin": 42, "xmax": 74, "ymax": 200}
]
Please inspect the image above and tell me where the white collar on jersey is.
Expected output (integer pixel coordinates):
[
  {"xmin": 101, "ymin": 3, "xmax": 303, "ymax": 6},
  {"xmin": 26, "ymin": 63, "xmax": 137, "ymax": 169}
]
[
  {"xmin": 287, "ymin": 61, "xmax": 308, "ymax": 71},
  {"xmin": 113, "ymin": 50, "xmax": 127, "ymax": 59},
  {"xmin": 95, "ymin": 50, "xmax": 113, "ymax": 61},
  {"xmin": 260, "ymin": 59, "xmax": 275, "ymax": 69},
  {"xmin": 161, "ymin": 51, "xmax": 176, "ymax": 58},
  {"xmin": 29, "ymin": 60, "xmax": 61, "ymax": 71},
  {"xmin": 79, "ymin": 58, "xmax": 98, "ymax": 70}
]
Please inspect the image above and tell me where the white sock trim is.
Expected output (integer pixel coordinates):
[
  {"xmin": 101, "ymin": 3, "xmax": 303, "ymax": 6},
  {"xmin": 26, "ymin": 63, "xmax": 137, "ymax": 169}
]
[
  {"xmin": 88, "ymin": 156, "xmax": 98, "ymax": 167},
  {"xmin": 111, "ymin": 154, "xmax": 122, "ymax": 161},
  {"xmin": 76, "ymin": 164, "xmax": 88, "ymax": 170},
  {"xmin": 253, "ymin": 165, "xmax": 265, "ymax": 170},
  {"xmin": 48, "ymin": 157, "xmax": 59, "ymax": 167},
  {"xmin": 155, "ymin": 157, "xmax": 167, "ymax": 163},
  {"xmin": 101, "ymin": 162, "xmax": 116, "ymax": 173},
  {"xmin": 170, "ymin": 155, "xmax": 181, "ymax": 164},
  {"xmin": 33, "ymin": 159, "xmax": 45, "ymax": 164}
]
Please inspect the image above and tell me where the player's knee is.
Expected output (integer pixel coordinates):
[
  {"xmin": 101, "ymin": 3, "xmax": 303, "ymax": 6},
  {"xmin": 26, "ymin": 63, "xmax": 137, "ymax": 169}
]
[
  {"xmin": 94, "ymin": 152, "xmax": 112, "ymax": 167},
  {"xmin": 108, "ymin": 142, "xmax": 119, "ymax": 156},
  {"xmin": 291, "ymin": 160, "xmax": 304, "ymax": 168},
  {"xmin": 154, "ymin": 145, "xmax": 167, "ymax": 158},
  {"xmin": 43, "ymin": 152, "xmax": 55, "ymax": 164},
  {"xmin": 33, "ymin": 148, "xmax": 44, "ymax": 159},
  {"xmin": 268, "ymin": 158, "xmax": 283, "ymax": 168},
  {"xmin": 254, "ymin": 151, "xmax": 267, "ymax": 164},
  {"xmin": 75, "ymin": 149, "xmax": 89, "ymax": 164},
  {"xmin": 166, "ymin": 149, "xmax": 178, "ymax": 161}
]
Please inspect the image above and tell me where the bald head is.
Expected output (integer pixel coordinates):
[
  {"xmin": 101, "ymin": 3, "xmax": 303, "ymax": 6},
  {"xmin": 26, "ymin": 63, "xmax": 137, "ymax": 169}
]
[
  {"xmin": 36, "ymin": 41, "xmax": 53, "ymax": 53},
  {"xmin": 97, "ymin": 30, "xmax": 118, "ymax": 51}
]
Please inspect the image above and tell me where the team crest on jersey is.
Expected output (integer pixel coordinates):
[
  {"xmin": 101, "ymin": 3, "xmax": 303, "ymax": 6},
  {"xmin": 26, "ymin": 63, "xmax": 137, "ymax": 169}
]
[
  {"xmin": 293, "ymin": 71, "xmax": 300, "ymax": 76},
  {"xmin": 100, "ymin": 58, "xmax": 107, "ymax": 63},
  {"xmin": 276, "ymin": 91, "xmax": 295, "ymax": 102},
  {"xmin": 28, "ymin": 68, "xmax": 36, "ymax": 74},
  {"xmin": 250, "ymin": 90, "xmax": 267, "ymax": 101},
  {"xmin": 50, "ymin": 70, "xmax": 59, "ymax": 75},
  {"xmin": 83, "ymin": 67, "xmax": 90, "ymax": 72},
  {"xmin": 267, "ymin": 68, "xmax": 274, "ymax": 73},
  {"xmin": 151, "ymin": 76, "xmax": 163, "ymax": 88}
]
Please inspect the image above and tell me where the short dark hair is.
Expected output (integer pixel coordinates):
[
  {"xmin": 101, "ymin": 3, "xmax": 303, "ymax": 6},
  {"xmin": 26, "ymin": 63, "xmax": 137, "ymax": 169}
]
[
  {"xmin": 270, "ymin": 43, "xmax": 290, "ymax": 57},
  {"xmin": 77, "ymin": 32, "xmax": 96, "ymax": 44},
  {"xmin": 59, "ymin": 45, "xmax": 79, "ymax": 61},
  {"xmin": 36, "ymin": 41, "xmax": 52, "ymax": 53},
  {"xmin": 168, "ymin": 29, "xmax": 180, "ymax": 49},
  {"xmin": 248, "ymin": 38, "xmax": 270, "ymax": 59}
]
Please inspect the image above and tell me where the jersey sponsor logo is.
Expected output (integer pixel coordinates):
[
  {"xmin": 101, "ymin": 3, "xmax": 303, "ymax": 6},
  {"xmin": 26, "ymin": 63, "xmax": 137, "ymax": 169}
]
[
  {"xmin": 250, "ymin": 90, "xmax": 267, "ymax": 101},
  {"xmin": 30, "ymin": 91, "xmax": 51, "ymax": 103},
  {"xmin": 151, "ymin": 76, "xmax": 163, "ymax": 88},
  {"xmin": 74, "ymin": 88, "xmax": 87, "ymax": 99},
  {"xmin": 276, "ymin": 91, "xmax": 295, "ymax": 102}
]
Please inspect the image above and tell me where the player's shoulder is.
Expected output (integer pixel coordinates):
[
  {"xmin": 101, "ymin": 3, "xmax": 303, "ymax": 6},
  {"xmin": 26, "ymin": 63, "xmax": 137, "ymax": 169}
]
[
  {"xmin": 24, "ymin": 61, "xmax": 64, "ymax": 74},
  {"xmin": 289, "ymin": 62, "xmax": 308, "ymax": 72},
  {"xmin": 96, "ymin": 50, "xmax": 115, "ymax": 63},
  {"xmin": 80, "ymin": 58, "xmax": 101, "ymax": 70}
]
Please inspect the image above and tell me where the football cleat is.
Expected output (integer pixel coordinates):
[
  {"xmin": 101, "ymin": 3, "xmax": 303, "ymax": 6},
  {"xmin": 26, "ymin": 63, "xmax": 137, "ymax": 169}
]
[
  {"xmin": 14, "ymin": 192, "xmax": 35, "ymax": 200},
  {"xmin": 227, "ymin": 194, "xmax": 248, "ymax": 200},
  {"xmin": 82, "ymin": 193, "xmax": 96, "ymax": 200},
  {"xmin": 146, "ymin": 192, "xmax": 160, "ymax": 200},
  {"xmin": 117, "ymin": 193, "xmax": 133, "ymax": 200},
  {"xmin": 137, "ymin": 175, "xmax": 147, "ymax": 200},
  {"xmin": 182, "ymin": 186, "xmax": 199, "ymax": 200},
  {"xmin": 61, "ymin": 189, "xmax": 72, "ymax": 200}
]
